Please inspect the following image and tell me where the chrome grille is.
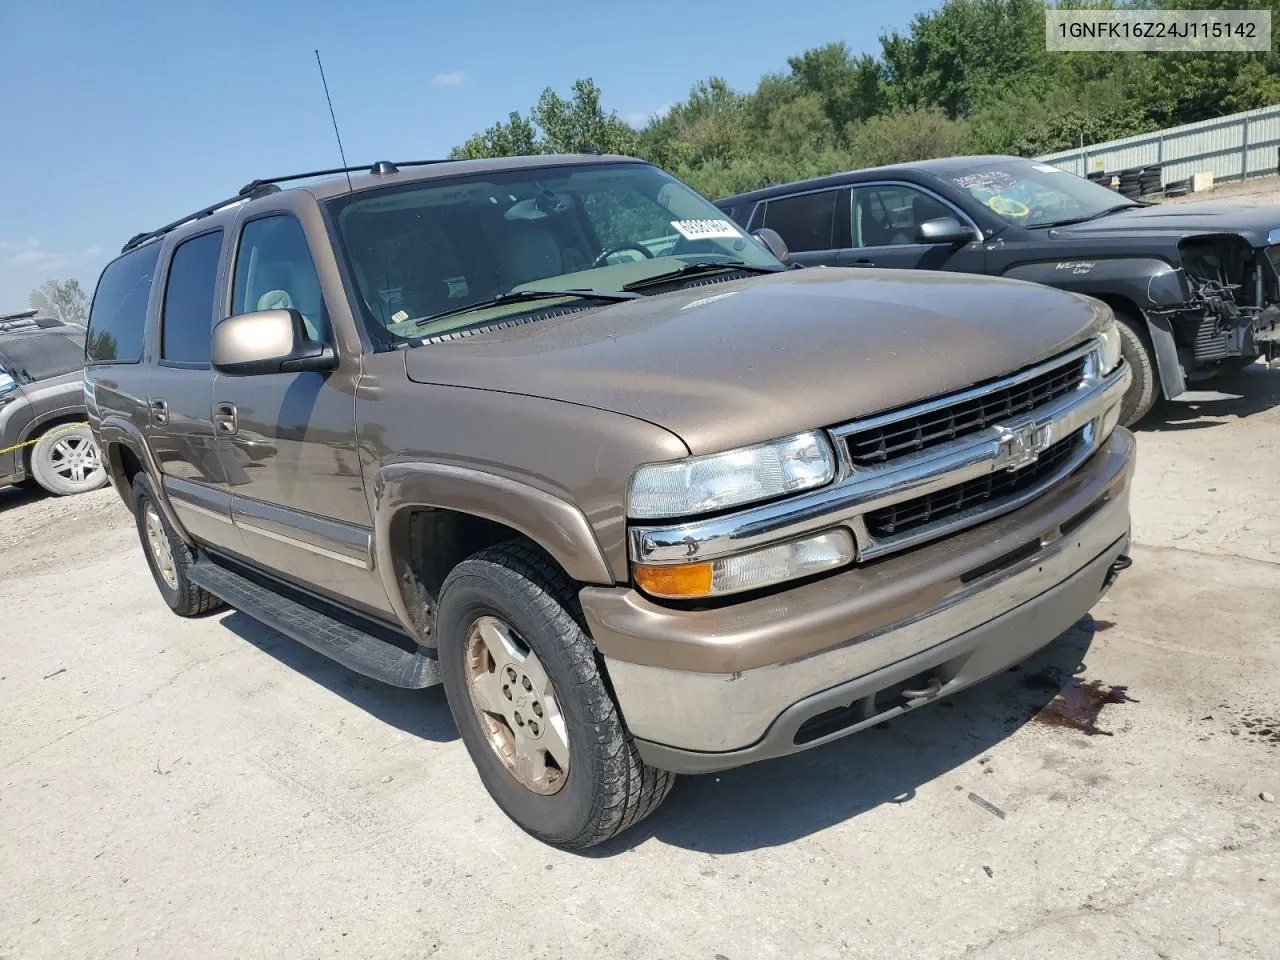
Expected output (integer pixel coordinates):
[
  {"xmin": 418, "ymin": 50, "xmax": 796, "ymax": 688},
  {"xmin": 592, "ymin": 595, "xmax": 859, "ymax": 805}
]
[
  {"xmin": 865, "ymin": 428, "xmax": 1084, "ymax": 539},
  {"xmin": 844, "ymin": 354, "xmax": 1087, "ymax": 467}
]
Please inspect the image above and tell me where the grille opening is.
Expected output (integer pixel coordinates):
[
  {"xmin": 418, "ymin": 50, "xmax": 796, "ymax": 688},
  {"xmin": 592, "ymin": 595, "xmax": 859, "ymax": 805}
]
[
  {"xmin": 866, "ymin": 428, "xmax": 1084, "ymax": 539},
  {"xmin": 845, "ymin": 355, "xmax": 1087, "ymax": 467}
]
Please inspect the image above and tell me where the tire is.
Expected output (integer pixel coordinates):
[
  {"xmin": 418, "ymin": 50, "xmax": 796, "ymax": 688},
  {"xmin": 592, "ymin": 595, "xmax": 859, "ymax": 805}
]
[
  {"xmin": 436, "ymin": 541, "xmax": 674, "ymax": 849},
  {"xmin": 1114, "ymin": 311, "xmax": 1158, "ymax": 426},
  {"xmin": 29, "ymin": 424, "xmax": 109, "ymax": 496},
  {"xmin": 131, "ymin": 473, "xmax": 224, "ymax": 617}
]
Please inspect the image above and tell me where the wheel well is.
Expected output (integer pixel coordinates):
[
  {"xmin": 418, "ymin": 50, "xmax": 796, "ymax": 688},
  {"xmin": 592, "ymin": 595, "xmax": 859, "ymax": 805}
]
[
  {"xmin": 1091, "ymin": 293, "xmax": 1141, "ymax": 326},
  {"xmin": 104, "ymin": 442, "xmax": 144, "ymax": 505},
  {"xmin": 391, "ymin": 508, "xmax": 571, "ymax": 642}
]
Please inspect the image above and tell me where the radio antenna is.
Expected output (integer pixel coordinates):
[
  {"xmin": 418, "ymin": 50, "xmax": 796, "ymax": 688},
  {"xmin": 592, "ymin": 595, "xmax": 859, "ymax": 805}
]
[{"xmin": 314, "ymin": 50, "xmax": 354, "ymax": 192}]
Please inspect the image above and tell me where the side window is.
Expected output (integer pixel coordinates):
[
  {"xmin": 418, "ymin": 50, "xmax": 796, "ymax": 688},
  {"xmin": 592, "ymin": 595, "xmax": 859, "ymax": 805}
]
[
  {"xmin": 760, "ymin": 191, "xmax": 838, "ymax": 253},
  {"xmin": 161, "ymin": 231, "xmax": 223, "ymax": 365},
  {"xmin": 233, "ymin": 216, "xmax": 327, "ymax": 342},
  {"xmin": 851, "ymin": 185, "xmax": 954, "ymax": 248},
  {"xmin": 86, "ymin": 243, "xmax": 162, "ymax": 363},
  {"xmin": 0, "ymin": 334, "xmax": 86, "ymax": 383}
]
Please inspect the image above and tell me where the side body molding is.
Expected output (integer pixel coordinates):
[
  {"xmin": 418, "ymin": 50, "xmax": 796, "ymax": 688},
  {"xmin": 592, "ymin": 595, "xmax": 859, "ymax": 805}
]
[{"xmin": 373, "ymin": 461, "xmax": 616, "ymax": 642}]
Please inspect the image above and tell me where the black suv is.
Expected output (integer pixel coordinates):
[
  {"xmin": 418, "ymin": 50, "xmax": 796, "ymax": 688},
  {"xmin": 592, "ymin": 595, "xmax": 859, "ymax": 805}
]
[
  {"xmin": 0, "ymin": 310, "xmax": 107, "ymax": 496},
  {"xmin": 717, "ymin": 155, "xmax": 1280, "ymax": 425}
]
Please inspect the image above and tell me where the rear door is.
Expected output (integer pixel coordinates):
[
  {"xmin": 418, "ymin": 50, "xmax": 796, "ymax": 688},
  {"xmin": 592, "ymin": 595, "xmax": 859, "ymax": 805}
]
[
  {"xmin": 749, "ymin": 188, "xmax": 849, "ymax": 267},
  {"xmin": 145, "ymin": 229, "xmax": 239, "ymax": 547},
  {"xmin": 840, "ymin": 182, "xmax": 986, "ymax": 273}
]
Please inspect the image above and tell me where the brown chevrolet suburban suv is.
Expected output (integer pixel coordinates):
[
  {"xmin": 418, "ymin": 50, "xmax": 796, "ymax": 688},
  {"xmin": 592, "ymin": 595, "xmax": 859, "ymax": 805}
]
[{"xmin": 85, "ymin": 154, "xmax": 1135, "ymax": 848}]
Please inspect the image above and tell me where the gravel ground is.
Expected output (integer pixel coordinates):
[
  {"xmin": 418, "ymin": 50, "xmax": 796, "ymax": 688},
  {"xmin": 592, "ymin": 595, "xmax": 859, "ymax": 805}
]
[{"xmin": 3, "ymin": 191, "xmax": 1280, "ymax": 958}]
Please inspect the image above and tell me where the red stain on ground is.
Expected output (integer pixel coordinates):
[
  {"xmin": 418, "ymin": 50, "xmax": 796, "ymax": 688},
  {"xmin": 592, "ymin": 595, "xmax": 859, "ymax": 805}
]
[{"xmin": 1028, "ymin": 674, "xmax": 1136, "ymax": 736}]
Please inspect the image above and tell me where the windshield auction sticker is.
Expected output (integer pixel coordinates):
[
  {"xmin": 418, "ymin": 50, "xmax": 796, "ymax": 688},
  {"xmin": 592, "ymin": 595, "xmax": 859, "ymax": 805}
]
[
  {"xmin": 1046, "ymin": 9, "xmax": 1270, "ymax": 52},
  {"xmin": 670, "ymin": 219, "xmax": 742, "ymax": 241}
]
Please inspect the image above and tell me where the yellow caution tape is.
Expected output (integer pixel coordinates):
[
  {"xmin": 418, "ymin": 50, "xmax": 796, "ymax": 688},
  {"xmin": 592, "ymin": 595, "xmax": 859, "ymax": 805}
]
[{"xmin": 0, "ymin": 421, "xmax": 91, "ymax": 458}]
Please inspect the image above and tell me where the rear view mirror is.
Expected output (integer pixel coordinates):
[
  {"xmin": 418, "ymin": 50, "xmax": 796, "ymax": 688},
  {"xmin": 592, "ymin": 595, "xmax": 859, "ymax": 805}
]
[
  {"xmin": 211, "ymin": 309, "xmax": 335, "ymax": 376},
  {"xmin": 916, "ymin": 217, "xmax": 977, "ymax": 246},
  {"xmin": 751, "ymin": 227, "xmax": 792, "ymax": 266}
]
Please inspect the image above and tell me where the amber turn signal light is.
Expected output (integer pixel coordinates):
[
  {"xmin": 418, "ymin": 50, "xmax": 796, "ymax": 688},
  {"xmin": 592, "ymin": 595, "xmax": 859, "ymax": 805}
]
[{"xmin": 633, "ymin": 561, "xmax": 714, "ymax": 599}]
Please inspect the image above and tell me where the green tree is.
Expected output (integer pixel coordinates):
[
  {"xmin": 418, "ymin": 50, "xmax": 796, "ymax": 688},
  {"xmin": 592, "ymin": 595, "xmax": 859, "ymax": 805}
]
[
  {"xmin": 30, "ymin": 278, "xmax": 89, "ymax": 327},
  {"xmin": 449, "ymin": 112, "xmax": 538, "ymax": 161},
  {"xmin": 850, "ymin": 107, "xmax": 972, "ymax": 167}
]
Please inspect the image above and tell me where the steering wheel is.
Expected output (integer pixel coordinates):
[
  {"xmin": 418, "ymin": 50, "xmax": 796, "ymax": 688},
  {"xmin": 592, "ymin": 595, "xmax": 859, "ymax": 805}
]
[{"xmin": 591, "ymin": 243, "xmax": 654, "ymax": 268}]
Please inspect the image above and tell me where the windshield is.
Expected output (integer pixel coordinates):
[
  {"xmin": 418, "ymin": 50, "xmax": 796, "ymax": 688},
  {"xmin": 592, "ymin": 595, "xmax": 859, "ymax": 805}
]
[
  {"xmin": 945, "ymin": 159, "xmax": 1137, "ymax": 228},
  {"xmin": 326, "ymin": 161, "xmax": 781, "ymax": 341}
]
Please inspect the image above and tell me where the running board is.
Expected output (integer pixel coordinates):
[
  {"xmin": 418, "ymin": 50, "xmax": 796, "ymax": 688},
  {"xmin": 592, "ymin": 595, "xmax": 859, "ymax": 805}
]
[{"xmin": 189, "ymin": 557, "xmax": 440, "ymax": 689}]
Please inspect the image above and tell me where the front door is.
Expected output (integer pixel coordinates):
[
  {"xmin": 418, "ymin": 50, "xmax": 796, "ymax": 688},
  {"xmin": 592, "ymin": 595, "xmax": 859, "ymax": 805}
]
[
  {"xmin": 145, "ymin": 229, "xmax": 239, "ymax": 549},
  {"xmin": 838, "ymin": 183, "xmax": 986, "ymax": 274},
  {"xmin": 213, "ymin": 212, "xmax": 390, "ymax": 618}
]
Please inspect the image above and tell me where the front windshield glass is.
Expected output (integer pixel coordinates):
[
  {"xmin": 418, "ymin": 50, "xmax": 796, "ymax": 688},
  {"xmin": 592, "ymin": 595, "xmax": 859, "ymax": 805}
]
[
  {"xmin": 326, "ymin": 161, "xmax": 780, "ymax": 341},
  {"xmin": 946, "ymin": 159, "xmax": 1137, "ymax": 228}
]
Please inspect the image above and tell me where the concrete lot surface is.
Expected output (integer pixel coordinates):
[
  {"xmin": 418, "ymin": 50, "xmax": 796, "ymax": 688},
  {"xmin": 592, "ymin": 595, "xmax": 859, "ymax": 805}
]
[{"xmin": 4, "ymin": 188, "xmax": 1280, "ymax": 956}]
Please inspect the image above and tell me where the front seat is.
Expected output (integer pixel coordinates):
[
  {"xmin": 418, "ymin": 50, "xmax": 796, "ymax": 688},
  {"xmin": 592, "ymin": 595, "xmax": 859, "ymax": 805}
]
[
  {"xmin": 498, "ymin": 226, "xmax": 562, "ymax": 287},
  {"xmin": 255, "ymin": 263, "xmax": 321, "ymax": 341}
]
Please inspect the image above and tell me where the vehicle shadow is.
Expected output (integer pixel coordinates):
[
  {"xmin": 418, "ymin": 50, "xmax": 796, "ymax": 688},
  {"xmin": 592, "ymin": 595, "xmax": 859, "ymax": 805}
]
[
  {"xmin": 1137, "ymin": 362, "xmax": 1280, "ymax": 432},
  {"xmin": 586, "ymin": 618, "xmax": 1101, "ymax": 857},
  {"xmin": 218, "ymin": 610, "xmax": 458, "ymax": 743},
  {"xmin": 0, "ymin": 484, "xmax": 45, "ymax": 512}
]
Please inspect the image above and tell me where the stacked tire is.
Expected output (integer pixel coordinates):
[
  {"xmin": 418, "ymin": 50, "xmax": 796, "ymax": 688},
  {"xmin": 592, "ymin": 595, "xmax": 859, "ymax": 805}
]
[{"xmin": 1117, "ymin": 167, "xmax": 1144, "ymax": 200}]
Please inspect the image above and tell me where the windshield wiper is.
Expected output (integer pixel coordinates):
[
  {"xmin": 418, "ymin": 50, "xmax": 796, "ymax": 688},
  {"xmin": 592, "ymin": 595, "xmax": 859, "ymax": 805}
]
[
  {"xmin": 623, "ymin": 260, "xmax": 785, "ymax": 291},
  {"xmin": 1034, "ymin": 204, "xmax": 1139, "ymax": 229},
  {"xmin": 409, "ymin": 288, "xmax": 640, "ymax": 329}
]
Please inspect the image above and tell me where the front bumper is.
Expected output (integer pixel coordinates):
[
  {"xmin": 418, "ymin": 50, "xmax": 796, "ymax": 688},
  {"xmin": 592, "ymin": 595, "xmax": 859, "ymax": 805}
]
[{"xmin": 582, "ymin": 428, "xmax": 1135, "ymax": 774}]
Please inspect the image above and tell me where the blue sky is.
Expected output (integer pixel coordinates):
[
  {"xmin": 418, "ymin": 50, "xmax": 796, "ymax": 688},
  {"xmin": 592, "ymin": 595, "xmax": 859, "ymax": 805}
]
[{"xmin": 0, "ymin": 0, "xmax": 938, "ymax": 309}]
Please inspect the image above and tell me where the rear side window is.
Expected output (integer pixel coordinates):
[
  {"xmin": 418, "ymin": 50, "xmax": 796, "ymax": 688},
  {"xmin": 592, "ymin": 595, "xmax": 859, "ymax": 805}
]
[
  {"xmin": 760, "ymin": 191, "xmax": 839, "ymax": 253},
  {"xmin": 0, "ymin": 333, "xmax": 85, "ymax": 384},
  {"xmin": 161, "ymin": 231, "xmax": 223, "ymax": 365},
  {"xmin": 87, "ymin": 243, "xmax": 162, "ymax": 362}
]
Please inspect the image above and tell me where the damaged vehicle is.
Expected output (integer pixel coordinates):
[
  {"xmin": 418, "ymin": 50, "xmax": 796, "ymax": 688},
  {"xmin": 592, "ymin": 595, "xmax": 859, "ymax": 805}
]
[{"xmin": 716, "ymin": 156, "xmax": 1280, "ymax": 423}]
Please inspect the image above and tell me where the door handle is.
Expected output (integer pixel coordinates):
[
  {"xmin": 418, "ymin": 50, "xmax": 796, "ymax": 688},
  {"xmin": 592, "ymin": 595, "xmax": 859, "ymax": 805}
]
[
  {"xmin": 848, "ymin": 258, "xmax": 876, "ymax": 267},
  {"xmin": 214, "ymin": 402, "xmax": 238, "ymax": 436},
  {"xmin": 150, "ymin": 399, "xmax": 168, "ymax": 426}
]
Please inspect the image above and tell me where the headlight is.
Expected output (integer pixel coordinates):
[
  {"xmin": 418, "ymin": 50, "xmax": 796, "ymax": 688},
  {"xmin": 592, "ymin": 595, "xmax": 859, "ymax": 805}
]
[
  {"xmin": 627, "ymin": 431, "xmax": 836, "ymax": 520},
  {"xmin": 1097, "ymin": 319, "xmax": 1122, "ymax": 375},
  {"xmin": 634, "ymin": 529, "xmax": 855, "ymax": 599}
]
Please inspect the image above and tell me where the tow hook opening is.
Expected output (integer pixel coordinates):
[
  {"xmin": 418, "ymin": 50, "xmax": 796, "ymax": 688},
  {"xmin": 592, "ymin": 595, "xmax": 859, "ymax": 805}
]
[{"xmin": 1102, "ymin": 554, "xmax": 1132, "ymax": 594}]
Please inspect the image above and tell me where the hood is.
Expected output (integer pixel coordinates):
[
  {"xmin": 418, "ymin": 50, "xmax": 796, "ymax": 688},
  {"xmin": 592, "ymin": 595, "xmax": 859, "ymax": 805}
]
[
  {"xmin": 403, "ymin": 268, "xmax": 1107, "ymax": 455},
  {"xmin": 1051, "ymin": 202, "xmax": 1280, "ymax": 246}
]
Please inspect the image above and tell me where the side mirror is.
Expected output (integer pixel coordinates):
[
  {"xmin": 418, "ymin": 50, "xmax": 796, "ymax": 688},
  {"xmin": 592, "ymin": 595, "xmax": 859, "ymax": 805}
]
[
  {"xmin": 751, "ymin": 227, "xmax": 792, "ymax": 266},
  {"xmin": 211, "ymin": 309, "xmax": 336, "ymax": 376},
  {"xmin": 915, "ymin": 217, "xmax": 977, "ymax": 246}
]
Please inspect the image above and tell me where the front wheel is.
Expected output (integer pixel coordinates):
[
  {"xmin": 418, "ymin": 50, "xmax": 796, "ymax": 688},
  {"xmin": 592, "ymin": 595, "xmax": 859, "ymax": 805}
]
[
  {"xmin": 436, "ymin": 541, "xmax": 674, "ymax": 849},
  {"xmin": 29, "ymin": 424, "xmax": 108, "ymax": 496},
  {"xmin": 1114, "ymin": 311, "xmax": 1158, "ymax": 426}
]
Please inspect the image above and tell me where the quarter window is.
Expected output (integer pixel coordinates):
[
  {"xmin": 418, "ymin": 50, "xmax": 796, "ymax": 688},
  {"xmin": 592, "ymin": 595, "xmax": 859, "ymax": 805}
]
[
  {"xmin": 233, "ymin": 216, "xmax": 326, "ymax": 342},
  {"xmin": 850, "ymin": 185, "xmax": 954, "ymax": 248},
  {"xmin": 86, "ymin": 243, "xmax": 161, "ymax": 363},
  {"xmin": 161, "ymin": 231, "xmax": 223, "ymax": 365},
  {"xmin": 759, "ymin": 191, "xmax": 839, "ymax": 253}
]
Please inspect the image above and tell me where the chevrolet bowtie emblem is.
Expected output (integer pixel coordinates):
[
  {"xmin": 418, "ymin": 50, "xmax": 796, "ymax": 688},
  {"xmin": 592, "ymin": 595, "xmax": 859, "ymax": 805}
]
[{"xmin": 994, "ymin": 423, "xmax": 1051, "ymax": 471}]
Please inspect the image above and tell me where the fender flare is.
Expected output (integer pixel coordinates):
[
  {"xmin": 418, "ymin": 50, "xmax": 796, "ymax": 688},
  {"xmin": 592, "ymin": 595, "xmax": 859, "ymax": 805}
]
[
  {"xmin": 1001, "ymin": 256, "xmax": 1188, "ymax": 399},
  {"xmin": 96, "ymin": 415, "xmax": 194, "ymax": 545},
  {"xmin": 372, "ymin": 461, "xmax": 614, "ymax": 642}
]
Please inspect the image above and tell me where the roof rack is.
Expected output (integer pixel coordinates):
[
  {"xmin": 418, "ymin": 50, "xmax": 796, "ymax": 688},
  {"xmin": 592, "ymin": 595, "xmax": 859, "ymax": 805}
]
[
  {"xmin": 0, "ymin": 309, "xmax": 65, "ymax": 332},
  {"xmin": 121, "ymin": 159, "xmax": 451, "ymax": 254}
]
